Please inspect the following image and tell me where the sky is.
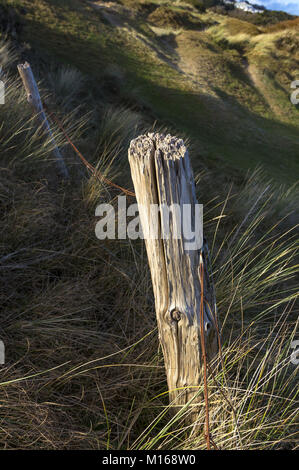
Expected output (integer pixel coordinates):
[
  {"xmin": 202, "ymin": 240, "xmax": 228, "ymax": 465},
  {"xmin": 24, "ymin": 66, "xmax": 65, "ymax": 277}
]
[{"xmin": 241, "ymin": 1, "xmax": 299, "ymax": 15}]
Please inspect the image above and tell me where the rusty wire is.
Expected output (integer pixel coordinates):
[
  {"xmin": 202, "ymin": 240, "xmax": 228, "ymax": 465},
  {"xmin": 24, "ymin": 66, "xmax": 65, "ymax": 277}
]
[{"xmin": 45, "ymin": 104, "xmax": 135, "ymax": 198}]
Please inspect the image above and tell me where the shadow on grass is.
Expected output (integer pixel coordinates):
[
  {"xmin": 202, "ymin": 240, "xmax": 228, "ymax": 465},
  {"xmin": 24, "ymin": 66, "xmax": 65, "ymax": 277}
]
[{"xmin": 16, "ymin": 0, "xmax": 299, "ymax": 183}]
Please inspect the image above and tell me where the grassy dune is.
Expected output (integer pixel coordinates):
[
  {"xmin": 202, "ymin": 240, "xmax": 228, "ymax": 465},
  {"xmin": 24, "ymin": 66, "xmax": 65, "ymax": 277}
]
[
  {"xmin": 0, "ymin": 0, "xmax": 298, "ymax": 450},
  {"xmin": 2, "ymin": 0, "xmax": 299, "ymax": 181}
]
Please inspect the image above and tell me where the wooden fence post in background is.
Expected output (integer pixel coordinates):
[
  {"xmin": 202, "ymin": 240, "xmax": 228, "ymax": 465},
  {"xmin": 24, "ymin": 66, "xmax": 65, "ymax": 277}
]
[
  {"xmin": 129, "ymin": 133, "xmax": 218, "ymax": 413},
  {"xmin": 17, "ymin": 62, "xmax": 69, "ymax": 179}
]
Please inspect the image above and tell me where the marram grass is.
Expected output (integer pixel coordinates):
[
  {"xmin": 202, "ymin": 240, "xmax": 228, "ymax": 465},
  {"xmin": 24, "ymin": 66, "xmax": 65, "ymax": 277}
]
[{"xmin": 0, "ymin": 37, "xmax": 298, "ymax": 450}]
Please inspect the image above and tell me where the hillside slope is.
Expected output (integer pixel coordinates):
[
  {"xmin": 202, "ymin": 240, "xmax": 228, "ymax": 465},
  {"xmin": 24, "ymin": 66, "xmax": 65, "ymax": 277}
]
[{"xmin": 1, "ymin": 0, "xmax": 298, "ymax": 181}]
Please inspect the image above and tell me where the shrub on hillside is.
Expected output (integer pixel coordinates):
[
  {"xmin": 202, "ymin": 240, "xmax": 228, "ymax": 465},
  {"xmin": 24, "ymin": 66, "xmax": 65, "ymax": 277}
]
[
  {"xmin": 228, "ymin": 9, "xmax": 294, "ymax": 26},
  {"xmin": 182, "ymin": 0, "xmax": 207, "ymax": 13}
]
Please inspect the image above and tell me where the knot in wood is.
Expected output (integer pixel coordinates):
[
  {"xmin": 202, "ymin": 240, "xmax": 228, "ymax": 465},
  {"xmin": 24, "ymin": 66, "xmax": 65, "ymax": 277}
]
[{"xmin": 170, "ymin": 309, "xmax": 181, "ymax": 322}]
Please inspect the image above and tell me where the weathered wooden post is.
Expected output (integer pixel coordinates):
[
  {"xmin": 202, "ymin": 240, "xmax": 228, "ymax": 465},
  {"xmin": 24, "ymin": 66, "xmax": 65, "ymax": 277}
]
[
  {"xmin": 128, "ymin": 133, "xmax": 218, "ymax": 412},
  {"xmin": 17, "ymin": 62, "xmax": 69, "ymax": 178}
]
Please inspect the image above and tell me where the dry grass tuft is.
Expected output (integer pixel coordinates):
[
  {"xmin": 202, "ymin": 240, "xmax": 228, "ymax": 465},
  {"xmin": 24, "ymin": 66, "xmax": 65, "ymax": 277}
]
[{"xmin": 0, "ymin": 36, "xmax": 298, "ymax": 450}]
